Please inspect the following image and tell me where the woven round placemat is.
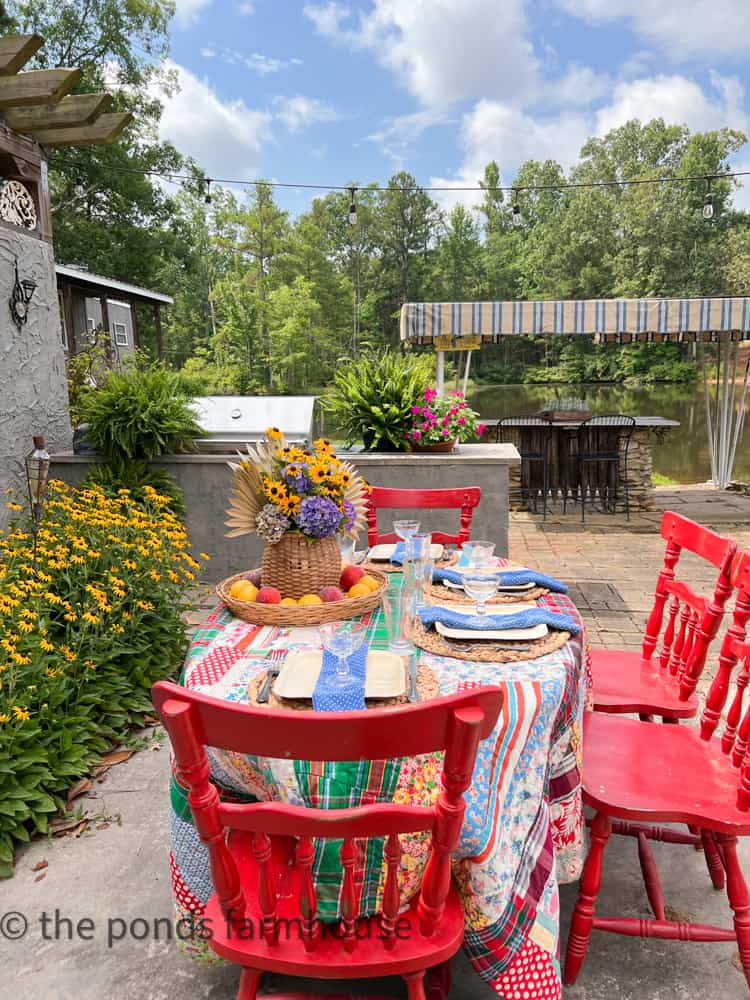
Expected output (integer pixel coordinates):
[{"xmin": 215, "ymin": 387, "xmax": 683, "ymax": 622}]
[
  {"xmin": 247, "ymin": 660, "xmax": 440, "ymax": 710},
  {"xmin": 429, "ymin": 582, "xmax": 549, "ymax": 605},
  {"xmin": 411, "ymin": 619, "xmax": 570, "ymax": 663}
]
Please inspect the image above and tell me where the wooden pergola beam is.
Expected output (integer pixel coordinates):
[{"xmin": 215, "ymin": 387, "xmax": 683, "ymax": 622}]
[
  {"xmin": 31, "ymin": 111, "xmax": 133, "ymax": 148},
  {"xmin": 4, "ymin": 93, "xmax": 113, "ymax": 132},
  {"xmin": 0, "ymin": 34, "xmax": 44, "ymax": 76},
  {"xmin": 0, "ymin": 67, "xmax": 81, "ymax": 110}
]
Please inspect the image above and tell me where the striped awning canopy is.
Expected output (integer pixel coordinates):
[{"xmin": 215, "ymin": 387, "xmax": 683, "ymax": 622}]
[{"xmin": 400, "ymin": 298, "xmax": 750, "ymax": 344}]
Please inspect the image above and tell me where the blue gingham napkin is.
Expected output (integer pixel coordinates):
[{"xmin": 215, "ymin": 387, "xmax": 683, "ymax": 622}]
[
  {"xmin": 418, "ymin": 605, "xmax": 579, "ymax": 635},
  {"xmin": 312, "ymin": 640, "xmax": 370, "ymax": 711},
  {"xmin": 432, "ymin": 566, "xmax": 568, "ymax": 593}
]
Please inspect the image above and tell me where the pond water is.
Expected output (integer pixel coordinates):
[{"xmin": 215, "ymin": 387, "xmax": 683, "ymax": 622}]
[{"xmin": 468, "ymin": 383, "xmax": 750, "ymax": 484}]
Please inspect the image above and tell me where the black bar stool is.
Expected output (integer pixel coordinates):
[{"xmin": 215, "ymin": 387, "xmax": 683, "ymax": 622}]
[
  {"xmin": 575, "ymin": 414, "xmax": 636, "ymax": 522},
  {"xmin": 498, "ymin": 416, "xmax": 553, "ymax": 519}
]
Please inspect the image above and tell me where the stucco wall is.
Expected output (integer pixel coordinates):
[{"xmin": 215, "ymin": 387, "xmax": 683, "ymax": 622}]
[{"xmin": 0, "ymin": 224, "xmax": 72, "ymax": 529}]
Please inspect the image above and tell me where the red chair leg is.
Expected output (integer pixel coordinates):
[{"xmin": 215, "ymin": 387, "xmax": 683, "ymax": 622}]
[
  {"xmin": 425, "ymin": 961, "xmax": 452, "ymax": 1000},
  {"xmin": 564, "ymin": 810, "xmax": 612, "ymax": 986},
  {"xmin": 403, "ymin": 970, "xmax": 427, "ymax": 1000},
  {"xmin": 720, "ymin": 836, "xmax": 750, "ymax": 989},
  {"xmin": 236, "ymin": 968, "xmax": 262, "ymax": 1000},
  {"xmin": 701, "ymin": 830, "xmax": 726, "ymax": 890}
]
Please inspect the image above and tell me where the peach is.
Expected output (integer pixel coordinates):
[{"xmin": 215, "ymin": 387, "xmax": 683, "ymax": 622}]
[
  {"xmin": 340, "ymin": 564, "xmax": 365, "ymax": 592},
  {"xmin": 348, "ymin": 583, "xmax": 371, "ymax": 599},
  {"xmin": 299, "ymin": 593, "xmax": 323, "ymax": 606},
  {"xmin": 256, "ymin": 586, "xmax": 282, "ymax": 604},
  {"xmin": 359, "ymin": 574, "xmax": 380, "ymax": 593},
  {"xmin": 320, "ymin": 586, "xmax": 345, "ymax": 603},
  {"xmin": 280, "ymin": 597, "xmax": 298, "ymax": 606}
]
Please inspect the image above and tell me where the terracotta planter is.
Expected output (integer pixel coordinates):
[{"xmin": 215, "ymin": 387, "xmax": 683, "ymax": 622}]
[
  {"xmin": 410, "ymin": 439, "xmax": 458, "ymax": 454},
  {"xmin": 260, "ymin": 532, "xmax": 341, "ymax": 599}
]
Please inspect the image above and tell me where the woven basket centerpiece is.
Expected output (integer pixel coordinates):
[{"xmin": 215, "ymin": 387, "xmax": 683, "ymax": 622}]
[
  {"xmin": 222, "ymin": 428, "xmax": 373, "ymax": 623},
  {"xmin": 261, "ymin": 532, "xmax": 341, "ymax": 600}
]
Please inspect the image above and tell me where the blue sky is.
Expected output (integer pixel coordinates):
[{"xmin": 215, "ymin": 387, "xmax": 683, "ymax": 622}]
[{"xmin": 162, "ymin": 0, "xmax": 750, "ymax": 214}]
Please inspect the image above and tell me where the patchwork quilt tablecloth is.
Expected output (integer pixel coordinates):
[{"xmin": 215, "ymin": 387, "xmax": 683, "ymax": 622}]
[{"xmin": 170, "ymin": 593, "xmax": 590, "ymax": 999}]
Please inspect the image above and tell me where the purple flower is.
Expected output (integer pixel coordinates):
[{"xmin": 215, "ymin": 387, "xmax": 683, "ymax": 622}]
[
  {"xmin": 282, "ymin": 463, "xmax": 310, "ymax": 493},
  {"xmin": 342, "ymin": 499, "xmax": 356, "ymax": 532},
  {"xmin": 295, "ymin": 495, "xmax": 342, "ymax": 538}
]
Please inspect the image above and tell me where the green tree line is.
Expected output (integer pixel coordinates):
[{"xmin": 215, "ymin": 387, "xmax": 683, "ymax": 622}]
[{"xmin": 7, "ymin": 1, "xmax": 750, "ymax": 391}]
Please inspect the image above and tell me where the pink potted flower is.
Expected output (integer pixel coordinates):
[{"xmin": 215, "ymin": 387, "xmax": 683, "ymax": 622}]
[{"xmin": 407, "ymin": 388, "xmax": 483, "ymax": 453}]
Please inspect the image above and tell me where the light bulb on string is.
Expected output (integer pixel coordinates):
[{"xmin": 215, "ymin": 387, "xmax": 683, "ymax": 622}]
[
  {"xmin": 348, "ymin": 187, "xmax": 357, "ymax": 225},
  {"xmin": 703, "ymin": 192, "xmax": 714, "ymax": 221},
  {"xmin": 204, "ymin": 178, "xmax": 212, "ymax": 205},
  {"xmin": 511, "ymin": 190, "xmax": 522, "ymax": 227},
  {"xmin": 74, "ymin": 177, "xmax": 85, "ymax": 198}
]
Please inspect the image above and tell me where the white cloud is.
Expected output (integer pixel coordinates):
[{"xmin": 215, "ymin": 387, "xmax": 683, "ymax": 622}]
[
  {"xmin": 595, "ymin": 73, "xmax": 748, "ymax": 136},
  {"xmin": 305, "ymin": 0, "xmax": 539, "ymax": 108},
  {"xmin": 199, "ymin": 47, "xmax": 216, "ymax": 59},
  {"xmin": 205, "ymin": 48, "xmax": 302, "ymax": 75},
  {"xmin": 543, "ymin": 65, "xmax": 612, "ymax": 108},
  {"xmin": 154, "ymin": 62, "xmax": 273, "ymax": 181},
  {"xmin": 555, "ymin": 0, "xmax": 750, "ymax": 60},
  {"xmin": 367, "ymin": 109, "xmax": 457, "ymax": 165},
  {"xmin": 238, "ymin": 1, "xmax": 254, "ymax": 13},
  {"xmin": 173, "ymin": 0, "xmax": 212, "ymax": 28},
  {"xmin": 274, "ymin": 96, "xmax": 341, "ymax": 131}
]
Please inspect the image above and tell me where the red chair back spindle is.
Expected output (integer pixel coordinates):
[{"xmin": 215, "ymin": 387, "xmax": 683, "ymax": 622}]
[
  {"xmin": 153, "ymin": 682, "xmax": 503, "ymax": 953},
  {"xmin": 365, "ymin": 486, "xmax": 481, "ymax": 547},
  {"xmin": 637, "ymin": 514, "xmax": 736, "ymax": 691}
]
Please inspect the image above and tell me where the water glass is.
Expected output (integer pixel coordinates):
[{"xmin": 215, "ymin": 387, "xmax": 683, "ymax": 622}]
[
  {"xmin": 463, "ymin": 540, "xmax": 496, "ymax": 569},
  {"xmin": 319, "ymin": 621, "xmax": 367, "ymax": 686},
  {"xmin": 462, "ymin": 574, "xmax": 499, "ymax": 615},
  {"xmin": 338, "ymin": 534, "xmax": 355, "ymax": 565},
  {"xmin": 406, "ymin": 531, "xmax": 432, "ymax": 561},
  {"xmin": 382, "ymin": 579, "xmax": 418, "ymax": 653},
  {"xmin": 393, "ymin": 519, "xmax": 420, "ymax": 543}
]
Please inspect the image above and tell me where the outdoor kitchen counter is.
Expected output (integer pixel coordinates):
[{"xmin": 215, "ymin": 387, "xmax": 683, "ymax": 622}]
[{"xmin": 49, "ymin": 444, "xmax": 521, "ymax": 580}]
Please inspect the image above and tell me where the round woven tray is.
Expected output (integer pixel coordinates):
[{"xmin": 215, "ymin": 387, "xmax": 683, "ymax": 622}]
[
  {"xmin": 411, "ymin": 619, "xmax": 570, "ymax": 663},
  {"xmin": 217, "ymin": 568, "xmax": 387, "ymax": 626},
  {"xmin": 247, "ymin": 661, "xmax": 440, "ymax": 710},
  {"xmin": 429, "ymin": 582, "xmax": 549, "ymax": 605}
]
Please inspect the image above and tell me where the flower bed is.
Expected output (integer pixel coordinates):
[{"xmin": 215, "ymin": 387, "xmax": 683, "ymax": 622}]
[{"xmin": 0, "ymin": 481, "xmax": 203, "ymax": 876}]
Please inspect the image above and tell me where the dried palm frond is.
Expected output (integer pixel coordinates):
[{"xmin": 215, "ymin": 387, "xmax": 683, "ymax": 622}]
[
  {"xmin": 340, "ymin": 460, "xmax": 369, "ymax": 539},
  {"xmin": 225, "ymin": 451, "xmax": 264, "ymax": 537}
]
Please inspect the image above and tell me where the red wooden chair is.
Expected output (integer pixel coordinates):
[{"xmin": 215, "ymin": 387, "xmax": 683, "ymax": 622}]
[
  {"xmin": 564, "ymin": 548, "xmax": 750, "ymax": 989},
  {"xmin": 365, "ymin": 486, "xmax": 481, "ymax": 548},
  {"xmin": 152, "ymin": 681, "xmax": 503, "ymax": 1000},
  {"xmin": 591, "ymin": 511, "xmax": 737, "ymax": 720}
]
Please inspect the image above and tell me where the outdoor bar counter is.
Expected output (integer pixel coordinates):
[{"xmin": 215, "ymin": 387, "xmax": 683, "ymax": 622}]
[
  {"xmin": 50, "ymin": 443, "xmax": 520, "ymax": 579},
  {"xmin": 482, "ymin": 415, "xmax": 679, "ymax": 511}
]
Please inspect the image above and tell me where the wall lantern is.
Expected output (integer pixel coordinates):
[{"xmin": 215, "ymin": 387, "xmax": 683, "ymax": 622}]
[{"xmin": 9, "ymin": 257, "xmax": 36, "ymax": 328}]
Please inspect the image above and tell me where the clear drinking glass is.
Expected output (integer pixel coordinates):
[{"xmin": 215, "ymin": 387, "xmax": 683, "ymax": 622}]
[
  {"xmin": 319, "ymin": 621, "xmax": 367, "ymax": 685},
  {"xmin": 393, "ymin": 519, "xmax": 420, "ymax": 543},
  {"xmin": 462, "ymin": 575, "xmax": 499, "ymax": 615},
  {"xmin": 417, "ymin": 556, "xmax": 434, "ymax": 608},
  {"xmin": 463, "ymin": 540, "xmax": 496, "ymax": 569},
  {"xmin": 382, "ymin": 578, "xmax": 417, "ymax": 653},
  {"xmin": 406, "ymin": 531, "xmax": 432, "ymax": 561}
]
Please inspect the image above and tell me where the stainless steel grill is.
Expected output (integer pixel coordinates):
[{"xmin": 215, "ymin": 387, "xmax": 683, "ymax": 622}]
[{"xmin": 190, "ymin": 396, "xmax": 319, "ymax": 452}]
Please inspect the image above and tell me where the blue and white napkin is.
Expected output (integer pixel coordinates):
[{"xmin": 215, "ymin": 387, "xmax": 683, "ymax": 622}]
[
  {"xmin": 418, "ymin": 605, "xmax": 580, "ymax": 635},
  {"xmin": 432, "ymin": 566, "xmax": 568, "ymax": 594},
  {"xmin": 312, "ymin": 642, "xmax": 369, "ymax": 711}
]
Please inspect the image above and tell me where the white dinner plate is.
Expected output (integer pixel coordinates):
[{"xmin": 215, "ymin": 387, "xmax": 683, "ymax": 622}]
[
  {"xmin": 368, "ymin": 542, "xmax": 444, "ymax": 562},
  {"xmin": 432, "ymin": 602, "xmax": 548, "ymax": 641},
  {"xmin": 273, "ymin": 650, "xmax": 406, "ymax": 699},
  {"xmin": 440, "ymin": 578, "xmax": 536, "ymax": 593}
]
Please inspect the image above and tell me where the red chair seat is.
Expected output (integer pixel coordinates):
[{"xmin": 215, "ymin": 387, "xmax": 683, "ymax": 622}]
[
  {"xmin": 591, "ymin": 649, "xmax": 698, "ymax": 719},
  {"xmin": 204, "ymin": 831, "xmax": 465, "ymax": 978},
  {"xmin": 582, "ymin": 711, "xmax": 750, "ymax": 835}
]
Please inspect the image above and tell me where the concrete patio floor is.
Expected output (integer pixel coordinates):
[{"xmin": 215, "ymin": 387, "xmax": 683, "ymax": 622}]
[{"xmin": 3, "ymin": 483, "xmax": 750, "ymax": 1000}]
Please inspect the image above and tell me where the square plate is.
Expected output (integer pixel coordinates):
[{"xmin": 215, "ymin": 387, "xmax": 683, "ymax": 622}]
[
  {"xmin": 368, "ymin": 542, "xmax": 444, "ymax": 562},
  {"xmin": 273, "ymin": 650, "xmax": 406, "ymax": 699},
  {"xmin": 432, "ymin": 603, "xmax": 548, "ymax": 641}
]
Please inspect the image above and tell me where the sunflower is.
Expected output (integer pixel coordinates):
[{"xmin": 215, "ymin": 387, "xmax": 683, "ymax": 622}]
[
  {"xmin": 278, "ymin": 494, "xmax": 301, "ymax": 517},
  {"xmin": 263, "ymin": 479, "xmax": 287, "ymax": 502},
  {"xmin": 266, "ymin": 427, "xmax": 283, "ymax": 442},
  {"xmin": 309, "ymin": 464, "xmax": 329, "ymax": 484}
]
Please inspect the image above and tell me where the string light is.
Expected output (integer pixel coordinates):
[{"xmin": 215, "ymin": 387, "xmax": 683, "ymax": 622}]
[
  {"xmin": 511, "ymin": 189, "xmax": 522, "ymax": 227},
  {"xmin": 204, "ymin": 178, "xmax": 212, "ymax": 205},
  {"xmin": 703, "ymin": 179, "xmax": 714, "ymax": 221},
  {"xmin": 348, "ymin": 187, "xmax": 357, "ymax": 225}
]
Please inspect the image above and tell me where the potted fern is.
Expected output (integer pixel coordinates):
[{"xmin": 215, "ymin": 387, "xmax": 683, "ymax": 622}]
[{"xmin": 323, "ymin": 350, "xmax": 433, "ymax": 451}]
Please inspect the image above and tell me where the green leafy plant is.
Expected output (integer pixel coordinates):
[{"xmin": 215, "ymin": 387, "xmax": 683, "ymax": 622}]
[
  {"xmin": 323, "ymin": 350, "xmax": 434, "ymax": 450},
  {"xmin": 80, "ymin": 361, "xmax": 204, "ymax": 461},
  {"xmin": 0, "ymin": 481, "xmax": 205, "ymax": 875}
]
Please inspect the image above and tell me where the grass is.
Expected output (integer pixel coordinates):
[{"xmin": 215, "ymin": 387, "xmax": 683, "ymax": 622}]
[{"xmin": 652, "ymin": 472, "xmax": 680, "ymax": 486}]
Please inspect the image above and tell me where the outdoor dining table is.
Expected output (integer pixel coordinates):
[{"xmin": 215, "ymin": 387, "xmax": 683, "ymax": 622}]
[{"xmin": 168, "ymin": 573, "xmax": 591, "ymax": 1000}]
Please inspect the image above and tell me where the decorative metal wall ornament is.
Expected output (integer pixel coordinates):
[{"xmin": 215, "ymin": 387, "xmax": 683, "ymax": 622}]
[
  {"xmin": 9, "ymin": 257, "xmax": 37, "ymax": 328},
  {"xmin": 0, "ymin": 179, "xmax": 37, "ymax": 229}
]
